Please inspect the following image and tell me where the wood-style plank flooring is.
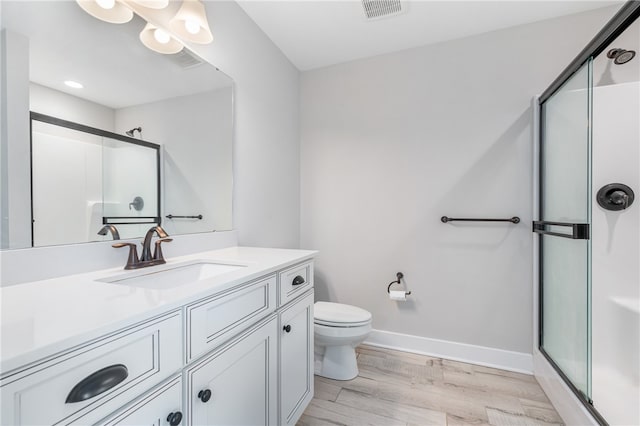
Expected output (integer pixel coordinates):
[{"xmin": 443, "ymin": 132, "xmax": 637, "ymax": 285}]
[{"xmin": 298, "ymin": 345, "xmax": 563, "ymax": 426}]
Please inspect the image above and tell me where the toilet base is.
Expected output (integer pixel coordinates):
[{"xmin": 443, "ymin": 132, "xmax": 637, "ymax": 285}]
[{"xmin": 314, "ymin": 345, "xmax": 359, "ymax": 380}]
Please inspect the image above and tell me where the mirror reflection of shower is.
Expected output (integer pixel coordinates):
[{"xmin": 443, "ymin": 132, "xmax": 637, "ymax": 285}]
[
  {"xmin": 126, "ymin": 126, "xmax": 142, "ymax": 139},
  {"xmin": 597, "ymin": 47, "xmax": 636, "ymax": 86},
  {"xmin": 97, "ymin": 224, "xmax": 120, "ymax": 240}
]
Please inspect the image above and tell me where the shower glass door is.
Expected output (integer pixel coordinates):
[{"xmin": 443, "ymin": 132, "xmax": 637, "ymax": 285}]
[{"xmin": 537, "ymin": 59, "xmax": 592, "ymax": 400}]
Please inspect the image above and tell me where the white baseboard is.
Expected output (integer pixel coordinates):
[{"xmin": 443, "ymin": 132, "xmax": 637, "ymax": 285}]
[{"xmin": 364, "ymin": 329, "xmax": 533, "ymax": 374}]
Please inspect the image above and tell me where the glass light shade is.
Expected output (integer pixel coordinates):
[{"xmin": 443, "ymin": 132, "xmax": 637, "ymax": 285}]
[
  {"xmin": 154, "ymin": 28, "xmax": 171, "ymax": 44},
  {"xmin": 95, "ymin": 0, "xmax": 115, "ymax": 9},
  {"xmin": 129, "ymin": 0, "xmax": 169, "ymax": 9},
  {"xmin": 75, "ymin": 0, "xmax": 133, "ymax": 24},
  {"xmin": 169, "ymin": 0, "xmax": 213, "ymax": 44},
  {"xmin": 184, "ymin": 19, "xmax": 200, "ymax": 34},
  {"xmin": 139, "ymin": 23, "xmax": 184, "ymax": 54}
]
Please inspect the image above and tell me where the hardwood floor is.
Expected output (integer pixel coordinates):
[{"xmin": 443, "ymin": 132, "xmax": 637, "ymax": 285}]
[{"xmin": 297, "ymin": 345, "xmax": 563, "ymax": 426}]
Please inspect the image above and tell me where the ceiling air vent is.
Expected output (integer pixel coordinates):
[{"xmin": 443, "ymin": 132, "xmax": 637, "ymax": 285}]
[
  {"xmin": 167, "ymin": 48, "xmax": 205, "ymax": 70},
  {"xmin": 361, "ymin": 0, "xmax": 402, "ymax": 20}
]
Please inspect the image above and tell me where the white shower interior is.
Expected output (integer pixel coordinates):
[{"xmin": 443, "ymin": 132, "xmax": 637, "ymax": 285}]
[{"xmin": 591, "ymin": 17, "xmax": 640, "ymax": 425}]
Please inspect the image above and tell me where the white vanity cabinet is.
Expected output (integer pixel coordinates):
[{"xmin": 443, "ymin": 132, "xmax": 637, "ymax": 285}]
[
  {"xmin": 182, "ymin": 260, "xmax": 315, "ymax": 426},
  {"xmin": 0, "ymin": 252, "xmax": 315, "ymax": 426},
  {"xmin": 99, "ymin": 376, "xmax": 183, "ymax": 426},
  {"xmin": 185, "ymin": 316, "xmax": 278, "ymax": 426},
  {"xmin": 279, "ymin": 290, "xmax": 314, "ymax": 426},
  {"xmin": 0, "ymin": 311, "xmax": 182, "ymax": 426}
]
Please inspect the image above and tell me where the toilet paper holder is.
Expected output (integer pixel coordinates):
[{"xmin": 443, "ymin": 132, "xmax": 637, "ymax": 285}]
[{"xmin": 387, "ymin": 272, "xmax": 411, "ymax": 295}]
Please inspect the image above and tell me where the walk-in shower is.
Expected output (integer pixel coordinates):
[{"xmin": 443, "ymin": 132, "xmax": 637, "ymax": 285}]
[{"xmin": 535, "ymin": 2, "xmax": 640, "ymax": 424}]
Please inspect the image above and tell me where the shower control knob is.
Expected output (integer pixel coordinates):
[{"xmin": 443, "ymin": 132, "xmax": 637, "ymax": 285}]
[
  {"xmin": 198, "ymin": 389, "xmax": 212, "ymax": 403},
  {"xmin": 167, "ymin": 411, "xmax": 183, "ymax": 426},
  {"xmin": 597, "ymin": 183, "xmax": 635, "ymax": 211},
  {"xmin": 610, "ymin": 191, "xmax": 628, "ymax": 205},
  {"xmin": 283, "ymin": 324, "xmax": 292, "ymax": 333}
]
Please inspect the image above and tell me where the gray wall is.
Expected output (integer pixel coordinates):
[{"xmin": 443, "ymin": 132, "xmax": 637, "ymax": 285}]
[
  {"xmin": 30, "ymin": 83, "xmax": 116, "ymax": 131},
  {"xmin": 300, "ymin": 7, "xmax": 617, "ymax": 354},
  {"xmin": 186, "ymin": 2, "xmax": 301, "ymax": 249},
  {"xmin": 0, "ymin": 30, "xmax": 31, "ymax": 249}
]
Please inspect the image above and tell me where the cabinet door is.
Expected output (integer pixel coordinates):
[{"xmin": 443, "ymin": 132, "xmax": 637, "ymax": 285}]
[
  {"xmin": 100, "ymin": 376, "xmax": 183, "ymax": 426},
  {"xmin": 279, "ymin": 291, "xmax": 314, "ymax": 426},
  {"xmin": 185, "ymin": 316, "xmax": 278, "ymax": 426}
]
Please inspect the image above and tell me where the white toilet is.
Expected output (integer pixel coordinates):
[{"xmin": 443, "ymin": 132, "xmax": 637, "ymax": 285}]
[{"xmin": 314, "ymin": 301, "xmax": 372, "ymax": 380}]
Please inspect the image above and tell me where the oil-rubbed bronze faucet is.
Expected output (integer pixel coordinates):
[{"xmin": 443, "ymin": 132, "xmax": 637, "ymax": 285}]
[
  {"xmin": 140, "ymin": 225, "xmax": 168, "ymax": 262},
  {"xmin": 97, "ymin": 224, "xmax": 120, "ymax": 240},
  {"xmin": 113, "ymin": 226, "xmax": 172, "ymax": 270}
]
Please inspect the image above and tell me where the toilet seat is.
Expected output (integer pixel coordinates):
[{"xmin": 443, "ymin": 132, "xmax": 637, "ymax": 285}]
[
  {"xmin": 315, "ymin": 318, "xmax": 371, "ymax": 327},
  {"xmin": 314, "ymin": 302, "xmax": 372, "ymax": 327}
]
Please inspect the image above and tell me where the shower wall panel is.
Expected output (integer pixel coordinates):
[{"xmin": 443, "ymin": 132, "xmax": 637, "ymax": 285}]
[{"xmin": 591, "ymin": 81, "xmax": 640, "ymax": 426}]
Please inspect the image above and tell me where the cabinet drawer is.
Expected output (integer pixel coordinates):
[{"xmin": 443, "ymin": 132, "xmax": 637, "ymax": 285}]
[
  {"xmin": 278, "ymin": 261, "xmax": 313, "ymax": 306},
  {"xmin": 185, "ymin": 274, "xmax": 276, "ymax": 362},
  {"xmin": 99, "ymin": 375, "xmax": 182, "ymax": 426},
  {"xmin": 0, "ymin": 311, "xmax": 182, "ymax": 426}
]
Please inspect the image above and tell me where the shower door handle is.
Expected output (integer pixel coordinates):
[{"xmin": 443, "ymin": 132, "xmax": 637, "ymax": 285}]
[{"xmin": 532, "ymin": 221, "xmax": 590, "ymax": 239}]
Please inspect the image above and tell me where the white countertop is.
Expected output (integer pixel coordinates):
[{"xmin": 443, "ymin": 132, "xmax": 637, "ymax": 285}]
[{"xmin": 0, "ymin": 246, "xmax": 316, "ymax": 375}]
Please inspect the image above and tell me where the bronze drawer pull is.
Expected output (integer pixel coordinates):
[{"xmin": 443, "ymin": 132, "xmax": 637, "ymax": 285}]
[{"xmin": 65, "ymin": 364, "xmax": 128, "ymax": 403}]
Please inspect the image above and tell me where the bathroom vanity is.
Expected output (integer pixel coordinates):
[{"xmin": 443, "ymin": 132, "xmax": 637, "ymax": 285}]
[{"xmin": 0, "ymin": 247, "xmax": 315, "ymax": 426}]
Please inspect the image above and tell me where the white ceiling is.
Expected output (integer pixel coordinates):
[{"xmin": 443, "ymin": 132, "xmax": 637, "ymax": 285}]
[{"xmin": 237, "ymin": 0, "xmax": 624, "ymax": 71}]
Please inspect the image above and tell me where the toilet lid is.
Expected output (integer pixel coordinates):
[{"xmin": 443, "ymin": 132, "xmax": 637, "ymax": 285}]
[{"xmin": 314, "ymin": 302, "xmax": 372, "ymax": 326}]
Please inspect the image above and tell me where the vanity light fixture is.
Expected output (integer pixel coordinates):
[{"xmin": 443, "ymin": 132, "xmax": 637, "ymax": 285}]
[
  {"xmin": 130, "ymin": 0, "xmax": 169, "ymax": 9},
  {"xmin": 169, "ymin": 0, "xmax": 213, "ymax": 44},
  {"xmin": 76, "ymin": 0, "xmax": 133, "ymax": 24},
  {"xmin": 64, "ymin": 80, "xmax": 84, "ymax": 89},
  {"xmin": 140, "ymin": 23, "xmax": 184, "ymax": 54},
  {"xmin": 76, "ymin": 0, "xmax": 213, "ymax": 54}
]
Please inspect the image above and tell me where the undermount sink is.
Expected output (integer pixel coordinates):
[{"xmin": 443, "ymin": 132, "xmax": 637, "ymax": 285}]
[{"xmin": 97, "ymin": 261, "xmax": 247, "ymax": 290}]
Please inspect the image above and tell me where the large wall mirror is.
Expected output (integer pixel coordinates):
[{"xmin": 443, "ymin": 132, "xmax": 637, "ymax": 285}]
[{"xmin": 0, "ymin": 0, "xmax": 233, "ymax": 250}]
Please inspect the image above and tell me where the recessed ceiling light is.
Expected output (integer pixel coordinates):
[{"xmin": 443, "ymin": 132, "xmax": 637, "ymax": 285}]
[{"xmin": 64, "ymin": 80, "xmax": 84, "ymax": 89}]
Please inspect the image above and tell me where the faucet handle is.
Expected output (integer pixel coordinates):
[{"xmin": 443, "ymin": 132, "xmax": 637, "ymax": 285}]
[
  {"xmin": 113, "ymin": 243, "xmax": 140, "ymax": 270},
  {"xmin": 153, "ymin": 238, "xmax": 173, "ymax": 263},
  {"xmin": 154, "ymin": 226, "xmax": 168, "ymax": 239}
]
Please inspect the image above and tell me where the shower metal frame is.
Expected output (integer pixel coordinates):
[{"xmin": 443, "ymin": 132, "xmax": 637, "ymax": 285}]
[
  {"xmin": 540, "ymin": 1, "xmax": 640, "ymax": 104},
  {"xmin": 29, "ymin": 112, "xmax": 162, "ymax": 246},
  {"xmin": 536, "ymin": 2, "xmax": 640, "ymax": 425}
]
